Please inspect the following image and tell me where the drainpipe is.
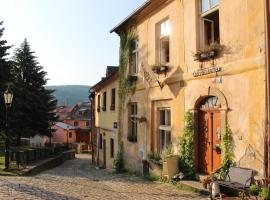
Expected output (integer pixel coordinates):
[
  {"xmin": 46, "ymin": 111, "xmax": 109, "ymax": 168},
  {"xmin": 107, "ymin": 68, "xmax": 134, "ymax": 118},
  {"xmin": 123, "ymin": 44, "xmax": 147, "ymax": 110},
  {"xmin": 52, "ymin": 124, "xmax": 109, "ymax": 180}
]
[{"xmin": 264, "ymin": 0, "xmax": 270, "ymax": 179}]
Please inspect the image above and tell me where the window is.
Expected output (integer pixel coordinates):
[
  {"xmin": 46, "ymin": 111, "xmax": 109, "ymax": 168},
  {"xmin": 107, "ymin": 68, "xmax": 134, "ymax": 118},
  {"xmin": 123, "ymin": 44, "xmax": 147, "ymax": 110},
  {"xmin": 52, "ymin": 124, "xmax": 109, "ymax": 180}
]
[
  {"xmin": 111, "ymin": 88, "xmax": 116, "ymax": 111},
  {"xmin": 74, "ymin": 121, "xmax": 78, "ymax": 126},
  {"xmin": 200, "ymin": 0, "xmax": 220, "ymax": 46},
  {"xmin": 130, "ymin": 39, "xmax": 139, "ymax": 74},
  {"xmin": 128, "ymin": 103, "xmax": 138, "ymax": 142},
  {"xmin": 201, "ymin": 0, "xmax": 219, "ymax": 13},
  {"xmin": 99, "ymin": 134, "xmax": 103, "ymax": 149},
  {"xmin": 69, "ymin": 132, "xmax": 72, "ymax": 138},
  {"xmin": 97, "ymin": 95, "xmax": 101, "ymax": 112},
  {"xmin": 86, "ymin": 121, "xmax": 90, "ymax": 126},
  {"xmin": 157, "ymin": 19, "xmax": 170, "ymax": 65},
  {"xmin": 159, "ymin": 108, "xmax": 171, "ymax": 151},
  {"xmin": 110, "ymin": 138, "xmax": 114, "ymax": 158},
  {"xmin": 102, "ymin": 92, "xmax": 107, "ymax": 111}
]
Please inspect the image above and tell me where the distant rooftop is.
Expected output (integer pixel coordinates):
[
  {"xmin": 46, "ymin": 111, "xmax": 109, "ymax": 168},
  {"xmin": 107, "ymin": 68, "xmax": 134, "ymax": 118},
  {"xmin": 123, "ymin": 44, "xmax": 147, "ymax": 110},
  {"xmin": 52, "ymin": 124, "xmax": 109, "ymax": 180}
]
[{"xmin": 55, "ymin": 122, "xmax": 77, "ymax": 130}]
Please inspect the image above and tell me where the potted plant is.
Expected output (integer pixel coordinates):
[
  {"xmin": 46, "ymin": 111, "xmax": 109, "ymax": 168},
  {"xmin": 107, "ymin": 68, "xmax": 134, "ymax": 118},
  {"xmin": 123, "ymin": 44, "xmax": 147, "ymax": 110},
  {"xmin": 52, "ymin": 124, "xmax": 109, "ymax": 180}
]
[
  {"xmin": 259, "ymin": 187, "xmax": 270, "ymax": 200},
  {"xmin": 194, "ymin": 42, "xmax": 221, "ymax": 62},
  {"xmin": 202, "ymin": 176, "xmax": 211, "ymax": 189},
  {"xmin": 162, "ymin": 145, "xmax": 179, "ymax": 180},
  {"xmin": 148, "ymin": 152, "xmax": 163, "ymax": 177},
  {"xmin": 214, "ymin": 144, "xmax": 222, "ymax": 153}
]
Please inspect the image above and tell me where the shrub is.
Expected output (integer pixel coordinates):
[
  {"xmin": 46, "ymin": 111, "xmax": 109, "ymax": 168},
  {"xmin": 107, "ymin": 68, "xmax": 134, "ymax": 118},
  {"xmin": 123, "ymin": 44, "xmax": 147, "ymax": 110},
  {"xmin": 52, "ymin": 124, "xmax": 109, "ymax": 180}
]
[
  {"xmin": 177, "ymin": 111, "xmax": 195, "ymax": 179},
  {"xmin": 259, "ymin": 187, "xmax": 270, "ymax": 200},
  {"xmin": 113, "ymin": 142, "xmax": 124, "ymax": 173},
  {"xmin": 249, "ymin": 184, "xmax": 259, "ymax": 196}
]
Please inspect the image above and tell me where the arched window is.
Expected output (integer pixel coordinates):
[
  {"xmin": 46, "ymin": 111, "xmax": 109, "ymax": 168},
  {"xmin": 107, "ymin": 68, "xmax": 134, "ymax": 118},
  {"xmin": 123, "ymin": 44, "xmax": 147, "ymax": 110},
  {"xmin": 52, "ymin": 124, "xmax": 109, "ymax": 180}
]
[{"xmin": 200, "ymin": 96, "xmax": 221, "ymax": 110}]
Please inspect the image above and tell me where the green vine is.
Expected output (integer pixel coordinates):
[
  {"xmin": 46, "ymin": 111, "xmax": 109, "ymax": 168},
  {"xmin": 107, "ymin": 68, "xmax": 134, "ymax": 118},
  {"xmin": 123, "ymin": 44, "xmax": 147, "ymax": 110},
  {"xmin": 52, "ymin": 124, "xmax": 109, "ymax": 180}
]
[
  {"xmin": 118, "ymin": 29, "xmax": 136, "ymax": 144},
  {"xmin": 220, "ymin": 125, "xmax": 234, "ymax": 177},
  {"xmin": 113, "ymin": 142, "xmax": 124, "ymax": 173},
  {"xmin": 177, "ymin": 111, "xmax": 196, "ymax": 179}
]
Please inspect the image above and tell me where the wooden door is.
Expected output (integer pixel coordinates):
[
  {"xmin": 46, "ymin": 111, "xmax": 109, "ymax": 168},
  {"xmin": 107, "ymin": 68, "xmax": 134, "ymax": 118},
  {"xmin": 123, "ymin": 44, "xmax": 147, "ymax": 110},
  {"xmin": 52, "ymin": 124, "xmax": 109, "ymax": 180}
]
[
  {"xmin": 103, "ymin": 139, "xmax": 106, "ymax": 168},
  {"xmin": 198, "ymin": 111, "xmax": 221, "ymax": 174}
]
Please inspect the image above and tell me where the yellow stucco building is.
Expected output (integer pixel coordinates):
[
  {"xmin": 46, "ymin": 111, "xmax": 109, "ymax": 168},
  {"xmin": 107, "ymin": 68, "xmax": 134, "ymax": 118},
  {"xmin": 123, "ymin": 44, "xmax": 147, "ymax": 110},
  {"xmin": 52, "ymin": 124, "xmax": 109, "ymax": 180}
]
[
  {"xmin": 91, "ymin": 67, "xmax": 119, "ymax": 169},
  {"xmin": 110, "ymin": 0, "xmax": 266, "ymax": 176}
]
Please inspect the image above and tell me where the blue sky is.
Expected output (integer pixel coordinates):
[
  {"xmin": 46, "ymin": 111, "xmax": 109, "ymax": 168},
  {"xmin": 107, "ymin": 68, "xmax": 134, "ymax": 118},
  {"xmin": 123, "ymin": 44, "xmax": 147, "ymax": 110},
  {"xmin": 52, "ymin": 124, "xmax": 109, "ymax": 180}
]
[{"xmin": 0, "ymin": 0, "xmax": 145, "ymax": 86}]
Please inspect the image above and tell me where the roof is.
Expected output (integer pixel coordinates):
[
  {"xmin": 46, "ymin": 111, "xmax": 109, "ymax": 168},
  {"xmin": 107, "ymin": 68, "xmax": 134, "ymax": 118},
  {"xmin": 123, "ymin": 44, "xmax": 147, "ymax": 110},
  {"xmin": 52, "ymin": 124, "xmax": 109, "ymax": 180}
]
[
  {"xmin": 110, "ymin": 0, "xmax": 151, "ymax": 33},
  {"xmin": 55, "ymin": 122, "xmax": 77, "ymax": 130},
  {"xmin": 106, "ymin": 66, "xmax": 118, "ymax": 76},
  {"xmin": 91, "ymin": 66, "xmax": 119, "ymax": 91},
  {"xmin": 110, "ymin": 0, "xmax": 171, "ymax": 34}
]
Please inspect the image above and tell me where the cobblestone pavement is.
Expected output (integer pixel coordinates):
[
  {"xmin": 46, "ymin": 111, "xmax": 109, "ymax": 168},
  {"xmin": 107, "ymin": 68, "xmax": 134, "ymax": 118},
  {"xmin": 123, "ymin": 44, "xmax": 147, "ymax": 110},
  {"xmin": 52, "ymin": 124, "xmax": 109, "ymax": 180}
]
[{"xmin": 0, "ymin": 154, "xmax": 207, "ymax": 200}]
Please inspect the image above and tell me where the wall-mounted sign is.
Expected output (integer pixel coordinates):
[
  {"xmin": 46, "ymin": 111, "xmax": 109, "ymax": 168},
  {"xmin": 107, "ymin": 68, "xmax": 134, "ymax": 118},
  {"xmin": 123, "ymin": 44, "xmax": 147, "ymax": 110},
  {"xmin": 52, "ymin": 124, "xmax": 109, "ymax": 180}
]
[
  {"xmin": 193, "ymin": 67, "xmax": 222, "ymax": 77},
  {"xmin": 113, "ymin": 122, "xmax": 118, "ymax": 129}
]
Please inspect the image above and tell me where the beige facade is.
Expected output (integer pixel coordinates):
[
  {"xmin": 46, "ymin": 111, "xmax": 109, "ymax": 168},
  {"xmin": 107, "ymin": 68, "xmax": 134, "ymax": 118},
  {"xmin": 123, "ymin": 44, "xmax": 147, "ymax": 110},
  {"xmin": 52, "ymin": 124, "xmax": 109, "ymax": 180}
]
[
  {"xmin": 111, "ymin": 0, "xmax": 266, "ymax": 176},
  {"xmin": 92, "ymin": 69, "xmax": 119, "ymax": 169},
  {"xmin": 183, "ymin": 0, "xmax": 265, "ymax": 175}
]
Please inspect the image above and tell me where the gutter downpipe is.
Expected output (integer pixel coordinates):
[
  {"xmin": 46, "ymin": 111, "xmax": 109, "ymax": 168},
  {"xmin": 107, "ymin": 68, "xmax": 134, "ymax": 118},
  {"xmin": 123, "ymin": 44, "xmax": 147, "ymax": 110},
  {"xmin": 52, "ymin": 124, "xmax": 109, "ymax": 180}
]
[{"xmin": 265, "ymin": 0, "xmax": 270, "ymax": 179}]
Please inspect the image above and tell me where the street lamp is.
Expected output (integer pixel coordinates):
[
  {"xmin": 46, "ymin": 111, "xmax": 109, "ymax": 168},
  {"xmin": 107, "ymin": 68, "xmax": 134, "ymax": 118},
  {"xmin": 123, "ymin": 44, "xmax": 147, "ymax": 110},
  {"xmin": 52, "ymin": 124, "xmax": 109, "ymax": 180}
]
[
  {"xmin": 3, "ymin": 87, "xmax": 13, "ymax": 170},
  {"xmin": 66, "ymin": 125, "xmax": 70, "ymax": 148}
]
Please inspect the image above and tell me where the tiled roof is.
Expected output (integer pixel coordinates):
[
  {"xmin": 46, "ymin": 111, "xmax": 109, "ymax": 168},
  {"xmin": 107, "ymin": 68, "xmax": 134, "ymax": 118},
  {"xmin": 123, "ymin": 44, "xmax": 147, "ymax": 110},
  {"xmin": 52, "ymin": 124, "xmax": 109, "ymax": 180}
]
[{"xmin": 55, "ymin": 122, "xmax": 77, "ymax": 130}]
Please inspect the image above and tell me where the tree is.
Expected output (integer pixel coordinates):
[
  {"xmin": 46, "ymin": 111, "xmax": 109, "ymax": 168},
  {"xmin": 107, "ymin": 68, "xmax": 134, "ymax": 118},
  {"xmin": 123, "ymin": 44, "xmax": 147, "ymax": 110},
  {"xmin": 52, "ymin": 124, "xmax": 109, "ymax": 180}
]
[
  {"xmin": 10, "ymin": 39, "xmax": 57, "ymax": 145},
  {"xmin": 0, "ymin": 21, "xmax": 12, "ymax": 138}
]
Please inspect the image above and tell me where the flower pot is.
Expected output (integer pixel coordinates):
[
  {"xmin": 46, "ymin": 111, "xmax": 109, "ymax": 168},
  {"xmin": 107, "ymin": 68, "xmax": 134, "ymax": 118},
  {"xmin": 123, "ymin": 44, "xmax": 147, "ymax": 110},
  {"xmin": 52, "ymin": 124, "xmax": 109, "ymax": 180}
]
[{"xmin": 162, "ymin": 156, "xmax": 179, "ymax": 180}]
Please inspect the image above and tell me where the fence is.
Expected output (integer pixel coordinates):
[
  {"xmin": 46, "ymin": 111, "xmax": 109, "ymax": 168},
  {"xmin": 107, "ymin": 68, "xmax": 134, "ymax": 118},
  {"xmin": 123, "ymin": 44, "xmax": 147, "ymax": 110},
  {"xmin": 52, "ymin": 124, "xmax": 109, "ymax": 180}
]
[{"xmin": 8, "ymin": 145, "xmax": 70, "ymax": 169}]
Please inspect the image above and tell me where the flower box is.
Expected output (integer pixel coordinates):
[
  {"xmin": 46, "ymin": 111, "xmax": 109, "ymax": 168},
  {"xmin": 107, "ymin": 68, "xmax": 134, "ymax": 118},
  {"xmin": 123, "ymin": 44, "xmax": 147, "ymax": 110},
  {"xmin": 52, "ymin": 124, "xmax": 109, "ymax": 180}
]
[
  {"xmin": 194, "ymin": 42, "xmax": 221, "ymax": 62},
  {"xmin": 152, "ymin": 65, "xmax": 170, "ymax": 75}
]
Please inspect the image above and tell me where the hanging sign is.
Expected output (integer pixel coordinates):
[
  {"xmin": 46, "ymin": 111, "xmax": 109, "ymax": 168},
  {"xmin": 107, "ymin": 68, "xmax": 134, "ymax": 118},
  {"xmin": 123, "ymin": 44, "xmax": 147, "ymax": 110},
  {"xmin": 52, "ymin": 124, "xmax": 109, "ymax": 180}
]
[{"xmin": 193, "ymin": 67, "xmax": 222, "ymax": 77}]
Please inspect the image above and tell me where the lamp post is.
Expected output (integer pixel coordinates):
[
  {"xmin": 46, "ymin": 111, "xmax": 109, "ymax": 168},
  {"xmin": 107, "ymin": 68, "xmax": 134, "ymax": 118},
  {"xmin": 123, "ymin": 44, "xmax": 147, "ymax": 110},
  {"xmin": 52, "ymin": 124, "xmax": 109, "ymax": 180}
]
[
  {"xmin": 89, "ymin": 88, "xmax": 96, "ymax": 165},
  {"xmin": 3, "ymin": 87, "xmax": 13, "ymax": 170},
  {"xmin": 66, "ymin": 125, "xmax": 70, "ymax": 148}
]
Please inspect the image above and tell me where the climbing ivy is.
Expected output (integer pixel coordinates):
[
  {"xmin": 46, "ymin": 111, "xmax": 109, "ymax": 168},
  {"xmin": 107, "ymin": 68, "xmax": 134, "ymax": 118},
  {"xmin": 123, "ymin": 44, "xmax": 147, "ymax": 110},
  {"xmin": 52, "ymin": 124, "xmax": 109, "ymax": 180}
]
[
  {"xmin": 118, "ymin": 29, "xmax": 136, "ymax": 144},
  {"xmin": 220, "ymin": 125, "xmax": 234, "ymax": 177},
  {"xmin": 113, "ymin": 142, "xmax": 124, "ymax": 173},
  {"xmin": 178, "ymin": 111, "xmax": 196, "ymax": 179}
]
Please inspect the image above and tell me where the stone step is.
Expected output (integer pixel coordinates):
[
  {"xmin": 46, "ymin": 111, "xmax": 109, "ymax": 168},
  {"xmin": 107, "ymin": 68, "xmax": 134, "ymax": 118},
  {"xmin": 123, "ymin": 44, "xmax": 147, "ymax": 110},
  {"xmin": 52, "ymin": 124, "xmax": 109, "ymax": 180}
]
[{"xmin": 178, "ymin": 180, "xmax": 210, "ymax": 195}]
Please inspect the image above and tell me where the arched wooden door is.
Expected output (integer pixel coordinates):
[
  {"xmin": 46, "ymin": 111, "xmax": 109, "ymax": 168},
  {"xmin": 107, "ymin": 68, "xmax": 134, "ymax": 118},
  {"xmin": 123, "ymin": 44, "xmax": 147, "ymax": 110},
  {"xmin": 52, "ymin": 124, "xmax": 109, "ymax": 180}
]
[{"xmin": 198, "ymin": 96, "xmax": 222, "ymax": 174}]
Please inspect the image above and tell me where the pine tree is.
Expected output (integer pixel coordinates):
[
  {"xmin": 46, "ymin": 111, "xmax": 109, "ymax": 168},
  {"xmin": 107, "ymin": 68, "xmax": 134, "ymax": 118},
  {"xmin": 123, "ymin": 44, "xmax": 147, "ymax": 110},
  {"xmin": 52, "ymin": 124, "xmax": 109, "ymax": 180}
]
[
  {"xmin": 10, "ymin": 39, "xmax": 57, "ymax": 145},
  {"xmin": 0, "ymin": 21, "xmax": 12, "ymax": 136}
]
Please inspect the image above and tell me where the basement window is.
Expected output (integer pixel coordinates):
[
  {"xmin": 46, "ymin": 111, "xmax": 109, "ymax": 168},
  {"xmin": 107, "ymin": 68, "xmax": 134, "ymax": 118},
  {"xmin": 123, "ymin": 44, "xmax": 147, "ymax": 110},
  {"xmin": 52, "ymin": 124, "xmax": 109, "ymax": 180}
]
[
  {"xmin": 200, "ymin": 0, "xmax": 220, "ymax": 46},
  {"xmin": 157, "ymin": 19, "xmax": 170, "ymax": 65}
]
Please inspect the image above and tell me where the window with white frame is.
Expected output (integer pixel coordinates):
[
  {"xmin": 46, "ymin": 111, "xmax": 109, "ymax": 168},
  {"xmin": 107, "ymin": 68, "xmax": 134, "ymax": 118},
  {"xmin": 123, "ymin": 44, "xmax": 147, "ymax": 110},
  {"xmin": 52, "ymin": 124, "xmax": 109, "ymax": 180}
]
[
  {"xmin": 157, "ymin": 19, "xmax": 170, "ymax": 65},
  {"xmin": 159, "ymin": 108, "xmax": 171, "ymax": 151},
  {"xmin": 130, "ymin": 39, "xmax": 139, "ymax": 74},
  {"xmin": 128, "ymin": 103, "xmax": 138, "ymax": 142},
  {"xmin": 200, "ymin": 0, "xmax": 220, "ymax": 47}
]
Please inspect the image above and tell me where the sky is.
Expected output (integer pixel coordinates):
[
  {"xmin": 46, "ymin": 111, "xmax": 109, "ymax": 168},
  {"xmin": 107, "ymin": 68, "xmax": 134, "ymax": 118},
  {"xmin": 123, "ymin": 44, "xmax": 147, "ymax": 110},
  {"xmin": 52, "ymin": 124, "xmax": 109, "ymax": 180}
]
[{"xmin": 0, "ymin": 0, "xmax": 146, "ymax": 86}]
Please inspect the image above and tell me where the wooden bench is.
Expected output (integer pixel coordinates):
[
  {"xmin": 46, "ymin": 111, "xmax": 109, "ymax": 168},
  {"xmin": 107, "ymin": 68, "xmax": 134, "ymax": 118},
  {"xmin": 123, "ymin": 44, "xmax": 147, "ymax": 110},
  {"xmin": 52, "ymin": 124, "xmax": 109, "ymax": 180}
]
[{"xmin": 213, "ymin": 167, "xmax": 253, "ymax": 199}]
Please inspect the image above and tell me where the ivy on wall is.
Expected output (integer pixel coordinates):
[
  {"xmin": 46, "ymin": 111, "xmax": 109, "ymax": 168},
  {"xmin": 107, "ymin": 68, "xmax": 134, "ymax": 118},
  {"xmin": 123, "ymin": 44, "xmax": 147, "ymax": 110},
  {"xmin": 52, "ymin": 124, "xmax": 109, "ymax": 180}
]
[
  {"xmin": 117, "ymin": 29, "xmax": 136, "ymax": 144},
  {"xmin": 220, "ymin": 125, "xmax": 234, "ymax": 176},
  {"xmin": 113, "ymin": 29, "xmax": 136, "ymax": 171},
  {"xmin": 178, "ymin": 111, "xmax": 196, "ymax": 179}
]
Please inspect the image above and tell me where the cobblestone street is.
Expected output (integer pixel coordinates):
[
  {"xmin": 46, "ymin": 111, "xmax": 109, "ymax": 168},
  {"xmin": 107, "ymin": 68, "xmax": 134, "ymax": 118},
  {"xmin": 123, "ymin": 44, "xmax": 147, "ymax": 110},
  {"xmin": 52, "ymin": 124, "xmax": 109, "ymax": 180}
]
[{"xmin": 0, "ymin": 154, "xmax": 207, "ymax": 200}]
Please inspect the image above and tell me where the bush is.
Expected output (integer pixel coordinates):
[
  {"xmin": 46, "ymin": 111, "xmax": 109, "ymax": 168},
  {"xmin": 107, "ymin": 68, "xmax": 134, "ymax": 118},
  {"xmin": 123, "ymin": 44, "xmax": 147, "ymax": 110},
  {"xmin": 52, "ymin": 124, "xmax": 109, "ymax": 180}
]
[
  {"xmin": 249, "ymin": 184, "xmax": 259, "ymax": 196},
  {"xmin": 177, "ymin": 111, "xmax": 195, "ymax": 179},
  {"xmin": 259, "ymin": 187, "xmax": 270, "ymax": 200},
  {"xmin": 113, "ymin": 142, "xmax": 124, "ymax": 173}
]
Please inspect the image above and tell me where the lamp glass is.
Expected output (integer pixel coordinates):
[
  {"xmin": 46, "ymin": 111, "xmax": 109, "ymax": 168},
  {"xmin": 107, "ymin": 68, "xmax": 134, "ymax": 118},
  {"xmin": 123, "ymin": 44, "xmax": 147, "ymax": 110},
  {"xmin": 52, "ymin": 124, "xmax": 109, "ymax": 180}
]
[{"xmin": 4, "ymin": 90, "xmax": 13, "ymax": 105}]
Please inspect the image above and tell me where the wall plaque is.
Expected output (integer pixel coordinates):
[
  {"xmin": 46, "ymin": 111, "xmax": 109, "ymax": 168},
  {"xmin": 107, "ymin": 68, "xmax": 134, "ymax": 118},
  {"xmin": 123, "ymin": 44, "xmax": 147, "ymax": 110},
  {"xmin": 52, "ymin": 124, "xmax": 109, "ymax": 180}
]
[{"xmin": 193, "ymin": 67, "xmax": 222, "ymax": 77}]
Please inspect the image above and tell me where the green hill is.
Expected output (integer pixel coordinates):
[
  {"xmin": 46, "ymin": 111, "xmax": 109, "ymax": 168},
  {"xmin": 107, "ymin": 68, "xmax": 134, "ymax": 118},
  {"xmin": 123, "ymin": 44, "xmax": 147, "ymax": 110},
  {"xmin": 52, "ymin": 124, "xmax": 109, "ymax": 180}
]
[{"xmin": 45, "ymin": 85, "xmax": 90, "ymax": 106}]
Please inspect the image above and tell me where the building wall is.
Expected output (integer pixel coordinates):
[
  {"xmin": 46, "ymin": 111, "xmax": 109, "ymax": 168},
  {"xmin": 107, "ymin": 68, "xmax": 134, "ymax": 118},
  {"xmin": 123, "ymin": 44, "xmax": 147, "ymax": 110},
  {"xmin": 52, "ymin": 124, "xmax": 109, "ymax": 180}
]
[
  {"xmin": 52, "ymin": 125, "xmax": 77, "ymax": 144},
  {"xmin": 120, "ymin": 0, "xmax": 185, "ymax": 174},
  {"xmin": 64, "ymin": 119, "xmax": 90, "ymax": 129},
  {"xmin": 183, "ymin": 0, "xmax": 265, "ymax": 174},
  {"xmin": 95, "ymin": 78, "xmax": 119, "ymax": 169}
]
